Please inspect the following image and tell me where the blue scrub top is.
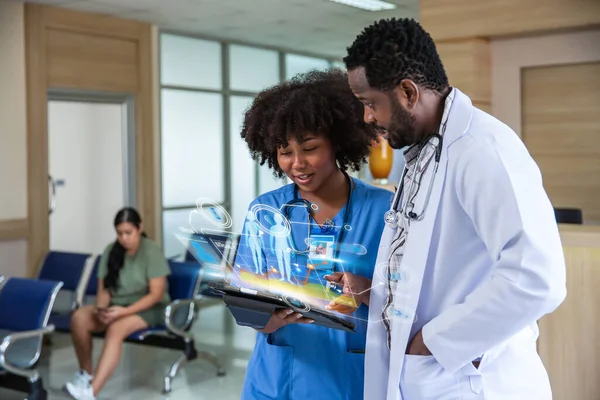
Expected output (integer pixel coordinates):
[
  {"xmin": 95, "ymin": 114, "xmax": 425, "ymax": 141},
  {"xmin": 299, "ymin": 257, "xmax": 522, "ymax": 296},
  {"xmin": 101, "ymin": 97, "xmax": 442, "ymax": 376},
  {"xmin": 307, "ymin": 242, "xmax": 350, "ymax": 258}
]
[{"xmin": 233, "ymin": 177, "xmax": 392, "ymax": 400}]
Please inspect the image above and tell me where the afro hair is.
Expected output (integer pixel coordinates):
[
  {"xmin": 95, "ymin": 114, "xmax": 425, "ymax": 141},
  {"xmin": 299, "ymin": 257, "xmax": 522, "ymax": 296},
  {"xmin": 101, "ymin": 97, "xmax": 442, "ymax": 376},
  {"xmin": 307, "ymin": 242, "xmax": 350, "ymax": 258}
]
[
  {"xmin": 344, "ymin": 18, "xmax": 449, "ymax": 93},
  {"xmin": 240, "ymin": 68, "xmax": 377, "ymax": 178}
]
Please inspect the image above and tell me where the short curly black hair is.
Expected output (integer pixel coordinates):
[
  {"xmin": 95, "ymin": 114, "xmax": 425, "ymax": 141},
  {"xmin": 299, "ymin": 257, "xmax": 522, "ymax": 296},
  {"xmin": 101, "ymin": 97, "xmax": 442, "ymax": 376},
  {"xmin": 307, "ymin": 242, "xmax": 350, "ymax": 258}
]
[
  {"xmin": 344, "ymin": 18, "xmax": 449, "ymax": 93},
  {"xmin": 240, "ymin": 69, "xmax": 377, "ymax": 179}
]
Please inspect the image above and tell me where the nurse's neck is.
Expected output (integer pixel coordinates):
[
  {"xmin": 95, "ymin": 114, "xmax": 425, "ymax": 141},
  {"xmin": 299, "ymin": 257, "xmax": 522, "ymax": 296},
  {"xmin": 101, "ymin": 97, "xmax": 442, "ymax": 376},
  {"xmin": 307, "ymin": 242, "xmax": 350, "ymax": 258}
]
[{"xmin": 299, "ymin": 169, "xmax": 349, "ymax": 210}]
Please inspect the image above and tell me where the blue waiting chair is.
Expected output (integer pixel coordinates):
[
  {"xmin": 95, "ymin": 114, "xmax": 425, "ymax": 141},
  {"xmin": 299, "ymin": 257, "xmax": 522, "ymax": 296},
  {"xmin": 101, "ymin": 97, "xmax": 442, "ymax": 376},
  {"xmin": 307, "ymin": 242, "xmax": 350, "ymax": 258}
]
[
  {"xmin": 554, "ymin": 207, "xmax": 583, "ymax": 224},
  {"xmin": 90, "ymin": 260, "xmax": 226, "ymax": 393},
  {"xmin": 0, "ymin": 277, "xmax": 63, "ymax": 400},
  {"xmin": 38, "ymin": 251, "xmax": 92, "ymax": 332}
]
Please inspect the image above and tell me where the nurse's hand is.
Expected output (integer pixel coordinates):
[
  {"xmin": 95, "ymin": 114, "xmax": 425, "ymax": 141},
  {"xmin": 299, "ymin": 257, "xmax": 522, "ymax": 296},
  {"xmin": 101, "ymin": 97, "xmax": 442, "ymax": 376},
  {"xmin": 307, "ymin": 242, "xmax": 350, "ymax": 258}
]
[
  {"xmin": 258, "ymin": 309, "xmax": 314, "ymax": 334},
  {"xmin": 324, "ymin": 272, "xmax": 372, "ymax": 314}
]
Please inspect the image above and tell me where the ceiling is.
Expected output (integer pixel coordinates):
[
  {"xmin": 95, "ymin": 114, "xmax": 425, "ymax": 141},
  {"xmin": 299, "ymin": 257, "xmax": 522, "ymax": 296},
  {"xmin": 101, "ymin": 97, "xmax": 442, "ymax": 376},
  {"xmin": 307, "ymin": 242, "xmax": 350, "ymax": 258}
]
[{"xmin": 8, "ymin": 0, "xmax": 419, "ymax": 58}]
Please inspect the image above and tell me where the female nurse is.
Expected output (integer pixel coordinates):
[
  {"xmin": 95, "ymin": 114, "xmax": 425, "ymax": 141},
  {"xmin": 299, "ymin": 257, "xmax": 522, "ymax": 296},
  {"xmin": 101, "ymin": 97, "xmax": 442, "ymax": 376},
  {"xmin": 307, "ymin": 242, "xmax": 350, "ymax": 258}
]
[{"xmin": 234, "ymin": 69, "xmax": 392, "ymax": 400}]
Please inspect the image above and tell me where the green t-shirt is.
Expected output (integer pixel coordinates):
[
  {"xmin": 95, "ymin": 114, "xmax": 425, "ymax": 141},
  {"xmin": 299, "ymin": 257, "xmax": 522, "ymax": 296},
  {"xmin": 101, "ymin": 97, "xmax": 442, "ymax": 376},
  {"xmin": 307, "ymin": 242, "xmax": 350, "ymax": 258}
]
[{"xmin": 97, "ymin": 237, "xmax": 171, "ymax": 307}]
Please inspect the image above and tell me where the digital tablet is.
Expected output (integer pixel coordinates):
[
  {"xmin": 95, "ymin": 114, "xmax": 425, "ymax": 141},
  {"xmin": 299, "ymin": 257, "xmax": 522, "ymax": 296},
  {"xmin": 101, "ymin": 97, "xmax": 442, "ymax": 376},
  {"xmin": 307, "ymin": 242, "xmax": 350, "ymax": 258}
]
[{"xmin": 209, "ymin": 281, "xmax": 356, "ymax": 333}]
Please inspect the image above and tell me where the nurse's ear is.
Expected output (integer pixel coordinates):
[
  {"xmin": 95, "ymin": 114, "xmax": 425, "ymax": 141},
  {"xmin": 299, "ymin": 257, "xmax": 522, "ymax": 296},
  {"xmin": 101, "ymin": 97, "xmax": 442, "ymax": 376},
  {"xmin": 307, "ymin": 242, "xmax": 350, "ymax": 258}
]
[{"xmin": 394, "ymin": 79, "xmax": 420, "ymax": 111}]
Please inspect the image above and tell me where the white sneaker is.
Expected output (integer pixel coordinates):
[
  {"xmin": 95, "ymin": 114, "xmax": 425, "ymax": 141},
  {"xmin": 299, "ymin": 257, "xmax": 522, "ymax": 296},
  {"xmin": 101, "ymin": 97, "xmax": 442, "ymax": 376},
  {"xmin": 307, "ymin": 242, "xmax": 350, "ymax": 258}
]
[
  {"xmin": 64, "ymin": 370, "xmax": 92, "ymax": 391},
  {"xmin": 65, "ymin": 381, "xmax": 96, "ymax": 400}
]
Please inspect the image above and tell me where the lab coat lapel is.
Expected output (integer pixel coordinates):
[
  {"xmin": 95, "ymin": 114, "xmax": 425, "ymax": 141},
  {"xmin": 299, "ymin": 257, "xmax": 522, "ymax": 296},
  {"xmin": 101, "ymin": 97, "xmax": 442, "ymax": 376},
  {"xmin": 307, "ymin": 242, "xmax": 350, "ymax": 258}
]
[
  {"xmin": 364, "ymin": 225, "xmax": 396, "ymax": 400},
  {"xmin": 385, "ymin": 88, "xmax": 473, "ymax": 400}
]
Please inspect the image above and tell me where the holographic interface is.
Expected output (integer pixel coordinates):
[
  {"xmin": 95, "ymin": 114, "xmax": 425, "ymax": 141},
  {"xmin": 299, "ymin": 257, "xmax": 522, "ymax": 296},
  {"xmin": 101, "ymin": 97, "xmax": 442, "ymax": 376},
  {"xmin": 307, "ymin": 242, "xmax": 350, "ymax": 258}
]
[{"xmin": 173, "ymin": 198, "xmax": 383, "ymax": 321}]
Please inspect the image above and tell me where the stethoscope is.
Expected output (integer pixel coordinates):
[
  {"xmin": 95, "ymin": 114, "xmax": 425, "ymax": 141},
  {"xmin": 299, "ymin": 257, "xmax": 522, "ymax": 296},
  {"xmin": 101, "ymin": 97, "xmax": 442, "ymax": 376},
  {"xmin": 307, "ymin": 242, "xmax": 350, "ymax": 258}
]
[
  {"xmin": 383, "ymin": 133, "xmax": 443, "ymax": 228},
  {"xmin": 280, "ymin": 171, "xmax": 353, "ymax": 259}
]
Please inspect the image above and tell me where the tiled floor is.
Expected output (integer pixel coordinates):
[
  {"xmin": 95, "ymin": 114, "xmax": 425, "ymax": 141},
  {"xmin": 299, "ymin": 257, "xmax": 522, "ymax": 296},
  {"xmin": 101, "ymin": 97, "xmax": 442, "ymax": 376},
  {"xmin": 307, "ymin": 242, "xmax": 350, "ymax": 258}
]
[{"xmin": 0, "ymin": 304, "xmax": 256, "ymax": 400}]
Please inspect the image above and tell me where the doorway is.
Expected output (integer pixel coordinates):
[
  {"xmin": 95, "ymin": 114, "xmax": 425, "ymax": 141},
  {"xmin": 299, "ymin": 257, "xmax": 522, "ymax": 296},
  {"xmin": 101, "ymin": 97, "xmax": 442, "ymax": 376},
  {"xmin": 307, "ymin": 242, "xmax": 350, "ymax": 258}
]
[{"xmin": 47, "ymin": 92, "xmax": 135, "ymax": 254}]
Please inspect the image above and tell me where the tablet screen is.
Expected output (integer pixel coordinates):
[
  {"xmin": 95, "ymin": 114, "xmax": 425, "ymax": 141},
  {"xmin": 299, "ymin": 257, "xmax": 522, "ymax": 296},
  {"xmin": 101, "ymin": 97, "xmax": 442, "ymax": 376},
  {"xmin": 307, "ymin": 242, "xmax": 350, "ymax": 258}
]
[
  {"xmin": 228, "ymin": 214, "xmax": 357, "ymax": 314},
  {"xmin": 178, "ymin": 231, "xmax": 238, "ymax": 283}
]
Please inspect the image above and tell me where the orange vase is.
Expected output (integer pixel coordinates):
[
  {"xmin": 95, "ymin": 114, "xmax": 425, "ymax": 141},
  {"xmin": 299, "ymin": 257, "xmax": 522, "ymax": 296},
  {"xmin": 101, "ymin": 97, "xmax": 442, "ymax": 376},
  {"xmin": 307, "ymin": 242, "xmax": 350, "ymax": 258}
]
[{"xmin": 369, "ymin": 138, "xmax": 394, "ymax": 184}]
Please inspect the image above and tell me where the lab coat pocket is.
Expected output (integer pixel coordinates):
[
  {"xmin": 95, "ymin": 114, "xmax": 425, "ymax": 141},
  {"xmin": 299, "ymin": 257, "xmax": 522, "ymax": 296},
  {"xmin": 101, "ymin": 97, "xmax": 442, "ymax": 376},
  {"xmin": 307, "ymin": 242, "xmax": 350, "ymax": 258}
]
[
  {"xmin": 248, "ymin": 337, "xmax": 294, "ymax": 400},
  {"xmin": 401, "ymin": 355, "xmax": 460, "ymax": 400}
]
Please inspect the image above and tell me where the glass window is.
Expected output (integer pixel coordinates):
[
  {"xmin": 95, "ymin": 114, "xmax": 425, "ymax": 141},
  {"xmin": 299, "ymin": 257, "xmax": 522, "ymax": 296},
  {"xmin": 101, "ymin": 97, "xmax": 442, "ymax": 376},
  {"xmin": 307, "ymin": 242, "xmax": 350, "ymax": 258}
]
[
  {"xmin": 259, "ymin": 165, "xmax": 286, "ymax": 195},
  {"xmin": 229, "ymin": 45, "xmax": 280, "ymax": 93},
  {"xmin": 161, "ymin": 89, "xmax": 224, "ymax": 207},
  {"xmin": 332, "ymin": 60, "xmax": 346, "ymax": 70},
  {"xmin": 160, "ymin": 34, "xmax": 222, "ymax": 90},
  {"xmin": 285, "ymin": 54, "xmax": 331, "ymax": 80},
  {"xmin": 229, "ymin": 96, "xmax": 257, "ymax": 232}
]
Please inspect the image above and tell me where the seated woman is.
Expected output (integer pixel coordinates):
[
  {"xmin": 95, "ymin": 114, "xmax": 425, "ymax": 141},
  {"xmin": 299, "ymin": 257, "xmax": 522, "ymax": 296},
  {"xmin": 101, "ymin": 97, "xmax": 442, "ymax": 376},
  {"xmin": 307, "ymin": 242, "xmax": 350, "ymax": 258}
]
[
  {"xmin": 234, "ymin": 69, "xmax": 393, "ymax": 400},
  {"xmin": 64, "ymin": 207, "xmax": 171, "ymax": 400}
]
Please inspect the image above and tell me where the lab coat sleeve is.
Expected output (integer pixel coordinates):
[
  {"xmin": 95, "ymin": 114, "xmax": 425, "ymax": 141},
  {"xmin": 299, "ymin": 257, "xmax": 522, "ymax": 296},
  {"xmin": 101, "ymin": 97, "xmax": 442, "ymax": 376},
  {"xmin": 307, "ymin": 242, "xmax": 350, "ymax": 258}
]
[{"xmin": 421, "ymin": 135, "xmax": 567, "ymax": 374}]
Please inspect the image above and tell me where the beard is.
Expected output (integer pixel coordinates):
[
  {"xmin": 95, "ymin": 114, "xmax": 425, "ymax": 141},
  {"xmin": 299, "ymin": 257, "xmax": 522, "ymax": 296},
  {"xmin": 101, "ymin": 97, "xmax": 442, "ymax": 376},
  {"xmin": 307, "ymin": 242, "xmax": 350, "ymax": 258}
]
[{"xmin": 382, "ymin": 95, "xmax": 418, "ymax": 150}]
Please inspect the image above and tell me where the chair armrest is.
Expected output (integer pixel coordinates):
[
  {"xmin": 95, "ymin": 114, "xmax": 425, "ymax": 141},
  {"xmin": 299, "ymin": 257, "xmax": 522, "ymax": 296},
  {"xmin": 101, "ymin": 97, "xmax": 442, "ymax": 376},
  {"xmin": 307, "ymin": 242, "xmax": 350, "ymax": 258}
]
[
  {"xmin": 164, "ymin": 299, "xmax": 196, "ymax": 342},
  {"xmin": 75, "ymin": 256, "xmax": 96, "ymax": 309},
  {"xmin": 75, "ymin": 290, "xmax": 84, "ymax": 310},
  {"xmin": 0, "ymin": 325, "xmax": 55, "ymax": 381}
]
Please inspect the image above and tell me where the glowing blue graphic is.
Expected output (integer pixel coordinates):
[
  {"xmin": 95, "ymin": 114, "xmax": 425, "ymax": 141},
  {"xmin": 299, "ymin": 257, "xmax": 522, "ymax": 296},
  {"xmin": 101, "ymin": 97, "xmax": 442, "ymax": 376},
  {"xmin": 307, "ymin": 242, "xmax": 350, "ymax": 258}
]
[
  {"xmin": 250, "ymin": 203, "xmax": 290, "ymax": 237},
  {"xmin": 190, "ymin": 241, "xmax": 219, "ymax": 265},
  {"xmin": 170, "ymin": 197, "xmax": 389, "ymax": 323},
  {"xmin": 195, "ymin": 198, "xmax": 232, "ymax": 229},
  {"xmin": 269, "ymin": 213, "xmax": 292, "ymax": 282},
  {"xmin": 245, "ymin": 214, "xmax": 262, "ymax": 274},
  {"xmin": 209, "ymin": 207, "xmax": 222, "ymax": 221}
]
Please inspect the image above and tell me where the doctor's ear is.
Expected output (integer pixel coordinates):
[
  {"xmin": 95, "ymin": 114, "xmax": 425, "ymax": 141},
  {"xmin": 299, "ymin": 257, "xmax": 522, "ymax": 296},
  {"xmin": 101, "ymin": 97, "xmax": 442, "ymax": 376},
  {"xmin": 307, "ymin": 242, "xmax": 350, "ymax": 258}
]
[{"xmin": 395, "ymin": 79, "xmax": 420, "ymax": 110}]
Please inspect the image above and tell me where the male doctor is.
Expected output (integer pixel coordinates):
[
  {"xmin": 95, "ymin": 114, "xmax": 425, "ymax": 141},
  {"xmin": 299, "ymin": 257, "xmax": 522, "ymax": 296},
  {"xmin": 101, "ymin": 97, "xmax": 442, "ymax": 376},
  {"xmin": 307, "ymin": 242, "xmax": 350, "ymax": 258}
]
[{"xmin": 342, "ymin": 18, "xmax": 567, "ymax": 400}]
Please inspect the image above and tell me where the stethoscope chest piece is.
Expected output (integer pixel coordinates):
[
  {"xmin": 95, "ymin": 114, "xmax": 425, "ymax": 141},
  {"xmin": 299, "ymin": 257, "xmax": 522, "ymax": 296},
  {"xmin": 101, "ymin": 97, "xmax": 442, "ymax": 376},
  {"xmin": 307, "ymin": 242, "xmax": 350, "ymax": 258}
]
[{"xmin": 384, "ymin": 210, "xmax": 398, "ymax": 226}]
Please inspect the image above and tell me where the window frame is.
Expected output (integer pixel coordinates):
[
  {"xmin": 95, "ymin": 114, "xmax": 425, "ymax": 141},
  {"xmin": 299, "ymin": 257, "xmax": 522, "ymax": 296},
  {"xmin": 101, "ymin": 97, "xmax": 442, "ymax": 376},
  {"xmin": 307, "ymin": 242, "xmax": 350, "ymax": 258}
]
[{"xmin": 158, "ymin": 31, "xmax": 343, "ymax": 252}]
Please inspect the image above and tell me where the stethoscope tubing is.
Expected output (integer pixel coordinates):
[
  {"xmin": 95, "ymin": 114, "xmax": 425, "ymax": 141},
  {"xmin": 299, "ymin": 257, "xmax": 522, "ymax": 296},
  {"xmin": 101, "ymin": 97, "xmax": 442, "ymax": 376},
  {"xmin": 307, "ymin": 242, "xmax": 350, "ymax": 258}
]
[
  {"xmin": 385, "ymin": 133, "xmax": 443, "ymax": 226},
  {"xmin": 282, "ymin": 171, "xmax": 353, "ymax": 269}
]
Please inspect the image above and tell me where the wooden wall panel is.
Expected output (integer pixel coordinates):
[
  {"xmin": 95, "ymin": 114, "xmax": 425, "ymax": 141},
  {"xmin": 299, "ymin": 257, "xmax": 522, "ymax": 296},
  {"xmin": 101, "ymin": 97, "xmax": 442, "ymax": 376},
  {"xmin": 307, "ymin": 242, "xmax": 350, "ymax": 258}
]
[
  {"xmin": 41, "ymin": 5, "xmax": 143, "ymax": 39},
  {"xmin": 421, "ymin": 0, "xmax": 600, "ymax": 41},
  {"xmin": 46, "ymin": 29, "xmax": 138, "ymax": 91},
  {"xmin": 521, "ymin": 62, "xmax": 600, "ymax": 223},
  {"xmin": 25, "ymin": 4, "xmax": 157, "ymax": 277},
  {"xmin": 0, "ymin": 219, "xmax": 28, "ymax": 241},
  {"xmin": 436, "ymin": 39, "xmax": 491, "ymax": 109},
  {"xmin": 538, "ymin": 233, "xmax": 600, "ymax": 400}
]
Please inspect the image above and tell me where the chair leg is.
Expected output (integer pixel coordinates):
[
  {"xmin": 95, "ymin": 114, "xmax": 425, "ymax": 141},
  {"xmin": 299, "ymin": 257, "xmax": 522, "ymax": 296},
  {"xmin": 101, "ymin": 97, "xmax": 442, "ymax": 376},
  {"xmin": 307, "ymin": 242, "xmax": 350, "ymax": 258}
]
[
  {"xmin": 163, "ymin": 353, "xmax": 187, "ymax": 394},
  {"xmin": 27, "ymin": 379, "xmax": 48, "ymax": 400},
  {"xmin": 197, "ymin": 350, "xmax": 226, "ymax": 377},
  {"xmin": 162, "ymin": 341, "xmax": 227, "ymax": 394},
  {"xmin": 42, "ymin": 335, "xmax": 53, "ymax": 347}
]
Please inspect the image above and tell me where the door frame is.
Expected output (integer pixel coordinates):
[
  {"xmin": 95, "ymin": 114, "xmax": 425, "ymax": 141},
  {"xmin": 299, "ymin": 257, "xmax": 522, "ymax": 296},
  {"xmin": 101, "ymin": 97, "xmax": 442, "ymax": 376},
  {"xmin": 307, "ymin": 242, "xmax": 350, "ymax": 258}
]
[{"xmin": 25, "ymin": 4, "xmax": 159, "ymax": 277}]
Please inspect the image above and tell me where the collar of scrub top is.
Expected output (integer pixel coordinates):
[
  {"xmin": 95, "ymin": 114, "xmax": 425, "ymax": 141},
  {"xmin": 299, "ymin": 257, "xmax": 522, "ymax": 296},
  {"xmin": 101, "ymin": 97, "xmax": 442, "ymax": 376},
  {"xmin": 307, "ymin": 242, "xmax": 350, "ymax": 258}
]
[{"xmin": 289, "ymin": 170, "xmax": 354, "ymax": 269}]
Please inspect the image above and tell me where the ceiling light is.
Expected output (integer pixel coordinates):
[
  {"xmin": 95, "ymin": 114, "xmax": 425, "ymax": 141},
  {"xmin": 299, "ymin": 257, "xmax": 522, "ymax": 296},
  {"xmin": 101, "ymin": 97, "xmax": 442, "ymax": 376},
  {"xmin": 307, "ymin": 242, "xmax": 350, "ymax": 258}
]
[{"xmin": 327, "ymin": 0, "xmax": 397, "ymax": 11}]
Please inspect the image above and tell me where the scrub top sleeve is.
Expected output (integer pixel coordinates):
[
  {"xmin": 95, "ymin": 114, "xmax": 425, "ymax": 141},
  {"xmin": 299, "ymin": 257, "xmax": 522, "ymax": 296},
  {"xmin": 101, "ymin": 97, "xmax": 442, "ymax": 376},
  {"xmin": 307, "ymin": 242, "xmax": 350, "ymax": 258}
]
[
  {"xmin": 422, "ymin": 139, "xmax": 567, "ymax": 374},
  {"xmin": 145, "ymin": 241, "xmax": 171, "ymax": 279}
]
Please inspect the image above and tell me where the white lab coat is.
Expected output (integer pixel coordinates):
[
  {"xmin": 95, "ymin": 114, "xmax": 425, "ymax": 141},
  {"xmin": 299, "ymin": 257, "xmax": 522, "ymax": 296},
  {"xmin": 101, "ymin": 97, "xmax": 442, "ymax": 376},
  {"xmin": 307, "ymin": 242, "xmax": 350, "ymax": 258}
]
[{"xmin": 364, "ymin": 88, "xmax": 567, "ymax": 400}]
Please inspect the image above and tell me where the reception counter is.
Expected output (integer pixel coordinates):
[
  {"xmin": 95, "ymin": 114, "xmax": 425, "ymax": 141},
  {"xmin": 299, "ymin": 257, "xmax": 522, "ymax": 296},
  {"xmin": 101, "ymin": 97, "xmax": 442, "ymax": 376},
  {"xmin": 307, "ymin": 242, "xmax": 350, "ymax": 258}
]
[{"xmin": 538, "ymin": 224, "xmax": 600, "ymax": 400}]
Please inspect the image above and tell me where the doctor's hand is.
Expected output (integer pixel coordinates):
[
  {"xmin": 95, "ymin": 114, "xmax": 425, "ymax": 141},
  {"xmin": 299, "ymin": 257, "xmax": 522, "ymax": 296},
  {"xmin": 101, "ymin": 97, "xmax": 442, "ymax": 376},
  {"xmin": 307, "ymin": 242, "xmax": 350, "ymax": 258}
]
[
  {"xmin": 324, "ymin": 272, "xmax": 372, "ymax": 314},
  {"xmin": 406, "ymin": 329, "xmax": 432, "ymax": 356},
  {"xmin": 258, "ymin": 309, "xmax": 314, "ymax": 334}
]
